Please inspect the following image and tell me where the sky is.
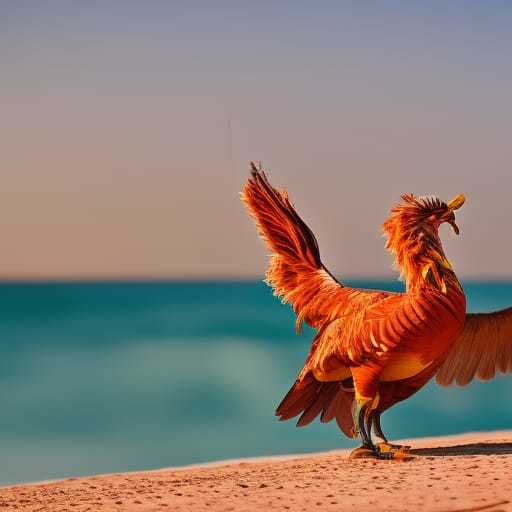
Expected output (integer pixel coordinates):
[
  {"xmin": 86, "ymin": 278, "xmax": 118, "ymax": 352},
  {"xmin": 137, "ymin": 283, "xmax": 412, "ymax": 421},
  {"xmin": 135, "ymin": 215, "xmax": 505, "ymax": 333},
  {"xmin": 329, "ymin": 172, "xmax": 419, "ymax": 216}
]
[{"xmin": 1, "ymin": 1, "xmax": 512, "ymax": 279}]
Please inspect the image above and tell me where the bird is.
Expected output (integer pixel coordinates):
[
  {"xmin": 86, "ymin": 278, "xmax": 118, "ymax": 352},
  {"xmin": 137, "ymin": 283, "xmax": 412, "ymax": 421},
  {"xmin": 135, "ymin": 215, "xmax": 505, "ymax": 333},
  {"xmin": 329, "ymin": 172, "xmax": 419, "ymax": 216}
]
[{"xmin": 240, "ymin": 162, "xmax": 471, "ymax": 460}]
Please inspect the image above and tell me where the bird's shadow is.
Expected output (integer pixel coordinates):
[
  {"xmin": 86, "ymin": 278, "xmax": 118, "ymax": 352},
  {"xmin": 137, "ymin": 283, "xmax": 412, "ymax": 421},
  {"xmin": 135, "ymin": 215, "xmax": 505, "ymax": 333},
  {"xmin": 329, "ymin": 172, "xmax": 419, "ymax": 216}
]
[{"xmin": 411, "ymin": 441, "xmax": 512, "ymax": 457}]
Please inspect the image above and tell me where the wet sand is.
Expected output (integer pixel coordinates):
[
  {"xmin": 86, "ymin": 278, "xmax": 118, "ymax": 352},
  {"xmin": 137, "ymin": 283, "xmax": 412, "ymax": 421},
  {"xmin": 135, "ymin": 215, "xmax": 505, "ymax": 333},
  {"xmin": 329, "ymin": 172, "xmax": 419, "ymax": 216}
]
[{"xmin": 2, "ymin": 431, "xmax": 512, "ymax": 512}]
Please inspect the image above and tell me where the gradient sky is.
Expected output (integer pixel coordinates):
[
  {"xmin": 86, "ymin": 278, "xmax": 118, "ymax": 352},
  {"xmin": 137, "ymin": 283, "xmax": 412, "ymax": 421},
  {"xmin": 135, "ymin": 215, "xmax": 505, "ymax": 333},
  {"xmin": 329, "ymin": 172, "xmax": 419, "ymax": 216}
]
[{"xmin": 1, "ymin": 1, "xmax": 512, "ymax": 279}]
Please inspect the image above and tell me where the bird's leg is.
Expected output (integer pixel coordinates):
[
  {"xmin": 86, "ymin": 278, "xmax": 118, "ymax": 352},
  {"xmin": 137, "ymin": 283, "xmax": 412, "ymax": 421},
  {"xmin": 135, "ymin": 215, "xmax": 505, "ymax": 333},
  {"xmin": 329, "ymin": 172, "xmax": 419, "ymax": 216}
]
[
  {"xmin": 370, "ymin": 411, "xmax": 387, "ymax": 443},
  {"xmin": 370, "ymin": 412, "xmax": 411, "ymax": 457},
  {"xmin": 350, "ymin": 392, "xmax": 408, "ymax": 460},
  {"xmin": 349, "ymin": 392, "xmax": 379, "ymax": 458},
  {"xmin": 357, "ymin": 400, "xmax": 374, "ymax": 449},
  {"xmin": 351, "ymin": 392, "xmax": 374, "ymax": 444}
]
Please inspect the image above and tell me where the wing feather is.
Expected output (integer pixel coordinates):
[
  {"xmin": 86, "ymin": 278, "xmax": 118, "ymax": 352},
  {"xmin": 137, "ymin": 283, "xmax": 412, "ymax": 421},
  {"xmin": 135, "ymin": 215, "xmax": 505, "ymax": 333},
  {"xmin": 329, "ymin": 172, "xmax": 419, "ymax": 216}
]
[
  {"xmin": 436, "ymin": 308, "xmax": 512, "ymax": 386},
  {"xmin": 306, "ymin": 295, "xmax": 419, "ymax": 371},
  {"xmin": 241, "ymin": 163, "xmax": 359, "ymax": 330}
]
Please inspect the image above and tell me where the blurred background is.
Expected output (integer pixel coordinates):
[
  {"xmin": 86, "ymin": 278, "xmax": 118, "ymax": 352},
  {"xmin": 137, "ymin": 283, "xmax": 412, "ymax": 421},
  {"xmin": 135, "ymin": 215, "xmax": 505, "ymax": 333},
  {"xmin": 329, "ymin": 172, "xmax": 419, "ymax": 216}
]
[{"xmin": 1, "ymin": 1, "xmax": 512, "ymax": 485}]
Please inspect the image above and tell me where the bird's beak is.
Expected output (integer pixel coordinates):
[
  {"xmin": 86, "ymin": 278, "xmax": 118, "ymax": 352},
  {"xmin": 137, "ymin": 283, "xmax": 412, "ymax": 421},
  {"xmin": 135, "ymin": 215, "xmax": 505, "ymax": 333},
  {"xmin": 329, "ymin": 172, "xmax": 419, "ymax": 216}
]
[
  {"xmin": 448, "ymin": 220, "xmax": 460, "ymax": 235},
  {"xmin": 446, "ymin": 194, "xmax": 464, "ymax": 235},
  {"xmin": 447, "ymin": 194, "xmax": 465, "ymax": 211}
]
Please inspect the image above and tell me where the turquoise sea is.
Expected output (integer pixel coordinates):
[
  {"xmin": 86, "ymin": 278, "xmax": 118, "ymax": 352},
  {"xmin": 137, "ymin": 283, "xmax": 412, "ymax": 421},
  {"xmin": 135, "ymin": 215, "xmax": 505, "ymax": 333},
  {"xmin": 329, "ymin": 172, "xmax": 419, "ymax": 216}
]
[{"xmin": 0, "ymin": 280, "xmax": 511, "ymax": 485}]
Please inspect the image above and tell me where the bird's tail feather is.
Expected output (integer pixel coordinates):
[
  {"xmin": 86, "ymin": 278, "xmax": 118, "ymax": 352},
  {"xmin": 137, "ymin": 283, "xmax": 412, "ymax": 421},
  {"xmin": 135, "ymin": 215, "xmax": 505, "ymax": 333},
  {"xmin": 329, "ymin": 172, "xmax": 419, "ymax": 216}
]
[{"xmin": 275, "ymin": 373, "xmax": 356, "ymax": 438}]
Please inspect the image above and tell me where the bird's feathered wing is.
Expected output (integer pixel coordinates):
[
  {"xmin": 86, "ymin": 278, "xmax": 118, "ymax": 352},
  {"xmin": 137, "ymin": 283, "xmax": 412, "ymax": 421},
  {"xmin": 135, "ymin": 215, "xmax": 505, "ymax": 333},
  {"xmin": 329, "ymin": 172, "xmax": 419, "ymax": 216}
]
[
  {"xmin": 436, "ymin": 308, "xmax": 512, "ymax": 386},
  {"xmin": 241, "ymin": 162, "xmax": 353, "ymax": 331}
]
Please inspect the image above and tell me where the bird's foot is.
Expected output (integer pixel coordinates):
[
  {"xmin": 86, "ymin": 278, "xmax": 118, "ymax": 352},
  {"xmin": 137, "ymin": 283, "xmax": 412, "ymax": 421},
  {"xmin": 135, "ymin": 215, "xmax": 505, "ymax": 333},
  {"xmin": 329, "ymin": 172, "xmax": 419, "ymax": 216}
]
[
  {"xmin": 394, "ymin": 443, "xmax": 411, "ymax": 450},
  {"xmin": 374, "ymin": 442, "xmax": 411, "ymax": 460},
  {"xmin": 349, "ymin": 445, "xmax": 375, "ymax": 459},
  {"xmin": 349, "ymin": 443, "xmax": 412, "ymax": 460},
  {"xmin": 374, "ymin": 439, "xmax": 411, "ymax": 451}
]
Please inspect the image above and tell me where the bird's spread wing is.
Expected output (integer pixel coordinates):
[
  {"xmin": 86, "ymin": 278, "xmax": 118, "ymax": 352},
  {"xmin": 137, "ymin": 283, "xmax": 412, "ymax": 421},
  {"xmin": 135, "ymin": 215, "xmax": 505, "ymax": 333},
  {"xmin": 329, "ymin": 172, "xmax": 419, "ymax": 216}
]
[
  {"xmin": 436, "ymin": 308, "xmax": 512, "ymax": 386},
  {"xmin": 241, "ymin": 163, "xmax": 388, "ymax": 332},
  {"xmin": 307, "ymin": 292, "xmax": 435, "ymax": 374}
]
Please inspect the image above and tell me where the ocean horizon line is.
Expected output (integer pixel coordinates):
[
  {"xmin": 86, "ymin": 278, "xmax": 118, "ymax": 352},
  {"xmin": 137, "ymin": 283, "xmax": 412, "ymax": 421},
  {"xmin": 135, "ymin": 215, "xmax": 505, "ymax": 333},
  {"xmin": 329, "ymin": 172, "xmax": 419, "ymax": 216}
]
[{"xmin": 1, "ymin": 276, "xmax": 512, "ymax": 284}]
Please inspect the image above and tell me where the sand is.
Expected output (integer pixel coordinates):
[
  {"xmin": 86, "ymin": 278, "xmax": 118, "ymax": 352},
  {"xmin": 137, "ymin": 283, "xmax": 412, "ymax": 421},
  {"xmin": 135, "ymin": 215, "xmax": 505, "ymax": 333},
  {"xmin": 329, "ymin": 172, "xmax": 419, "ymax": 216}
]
[{"xmin": 1, "ymin": 431, "xmax": 512, "ymax": 512}]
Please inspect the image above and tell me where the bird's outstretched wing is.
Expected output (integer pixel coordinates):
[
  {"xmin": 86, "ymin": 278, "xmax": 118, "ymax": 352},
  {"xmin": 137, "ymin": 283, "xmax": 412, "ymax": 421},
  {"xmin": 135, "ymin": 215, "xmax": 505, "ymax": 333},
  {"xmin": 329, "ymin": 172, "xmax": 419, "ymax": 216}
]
[
  {"xmin": 436, "ymin": 308, "xmax": 512, "ymax": 386},
  {"xmin": 241, "ymin": 162, "xmax": 377, "ymax": 332},
  {"xmin": 240, "ymin": 162, "xmax": 402, "ymax": 339}
]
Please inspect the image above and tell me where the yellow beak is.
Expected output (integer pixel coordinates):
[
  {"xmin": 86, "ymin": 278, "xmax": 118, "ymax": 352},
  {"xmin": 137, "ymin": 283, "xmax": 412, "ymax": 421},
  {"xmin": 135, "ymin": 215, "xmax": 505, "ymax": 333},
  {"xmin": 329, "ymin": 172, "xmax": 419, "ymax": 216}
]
[
  {"xmin": 448, "ymin": 219, "xmax": 460, "ymax": 235},
  {"xmin": 447, "ymin": 194, "xmax": 465, "ymax": 211}
]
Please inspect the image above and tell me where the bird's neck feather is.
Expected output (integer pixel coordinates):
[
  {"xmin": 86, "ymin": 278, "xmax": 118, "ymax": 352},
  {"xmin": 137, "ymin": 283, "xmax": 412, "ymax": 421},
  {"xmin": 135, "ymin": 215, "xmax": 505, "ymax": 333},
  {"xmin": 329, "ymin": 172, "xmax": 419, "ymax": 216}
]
[{"xmin": 384, "ymin": 221, "xmax": 461, "ymax": 294}]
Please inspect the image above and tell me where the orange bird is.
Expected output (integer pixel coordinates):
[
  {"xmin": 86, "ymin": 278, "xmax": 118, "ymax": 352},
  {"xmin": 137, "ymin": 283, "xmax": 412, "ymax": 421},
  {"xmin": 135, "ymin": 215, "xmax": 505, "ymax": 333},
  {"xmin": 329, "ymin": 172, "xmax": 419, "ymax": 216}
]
[{"xmin": 241, "ymin": 163, "xmax": 472, "ymax": 459}]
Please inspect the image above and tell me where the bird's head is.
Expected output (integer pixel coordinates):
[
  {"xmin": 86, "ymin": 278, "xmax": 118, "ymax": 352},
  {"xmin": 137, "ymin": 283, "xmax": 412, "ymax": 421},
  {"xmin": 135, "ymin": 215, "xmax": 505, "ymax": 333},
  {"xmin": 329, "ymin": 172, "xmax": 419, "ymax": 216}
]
[
  {"xmin": 384, "ymin": 193, "xmax": 465, "ymax": 242},
  {"xmin": 383, "ymin": 193, "xmax": 465, "ymax": 289},
  {"xmin": 401, "ymin": 193, "xmax": 465, "ymax": 235}
]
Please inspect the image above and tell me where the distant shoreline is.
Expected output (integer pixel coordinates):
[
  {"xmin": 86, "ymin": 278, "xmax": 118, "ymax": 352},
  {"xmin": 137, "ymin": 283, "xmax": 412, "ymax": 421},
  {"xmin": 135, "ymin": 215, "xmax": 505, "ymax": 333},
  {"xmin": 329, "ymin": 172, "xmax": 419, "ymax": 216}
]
[{"xmin": 1, "ymin": 277, "xmax": 512, "ymax": 284}]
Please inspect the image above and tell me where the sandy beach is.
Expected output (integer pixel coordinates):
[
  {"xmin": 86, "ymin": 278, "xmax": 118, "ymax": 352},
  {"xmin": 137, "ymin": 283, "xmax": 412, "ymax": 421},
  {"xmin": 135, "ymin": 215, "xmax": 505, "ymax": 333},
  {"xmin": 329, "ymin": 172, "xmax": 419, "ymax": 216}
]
[{"xmin": 2, "ymin": 431, "xmax": 511, "ymax": 512}]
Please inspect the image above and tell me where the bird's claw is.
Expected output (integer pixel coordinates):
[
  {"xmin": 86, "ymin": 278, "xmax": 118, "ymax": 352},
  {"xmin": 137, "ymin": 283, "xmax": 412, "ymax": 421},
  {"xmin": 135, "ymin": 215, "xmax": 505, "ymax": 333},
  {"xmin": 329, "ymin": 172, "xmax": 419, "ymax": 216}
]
[{"xmin": 374, "ymin": 442, "xmax": 411, "ymax": 460}]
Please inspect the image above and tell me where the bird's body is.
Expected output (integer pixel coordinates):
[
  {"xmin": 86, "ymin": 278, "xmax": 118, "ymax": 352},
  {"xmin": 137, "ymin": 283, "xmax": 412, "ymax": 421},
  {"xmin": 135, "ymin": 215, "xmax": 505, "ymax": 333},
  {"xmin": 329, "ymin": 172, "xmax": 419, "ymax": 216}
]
[{"xmin": 241, "ymin": 163, "xmax": 512, "ymax": 458}]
